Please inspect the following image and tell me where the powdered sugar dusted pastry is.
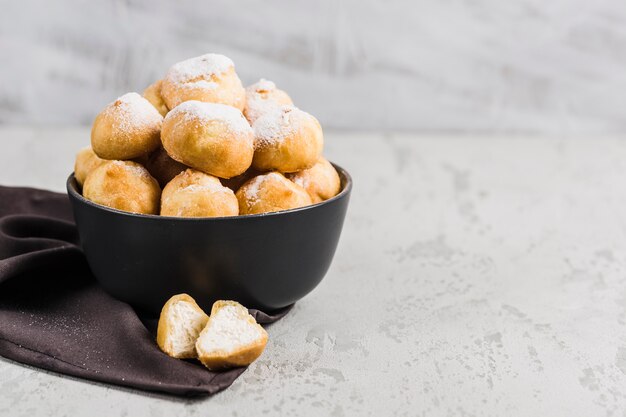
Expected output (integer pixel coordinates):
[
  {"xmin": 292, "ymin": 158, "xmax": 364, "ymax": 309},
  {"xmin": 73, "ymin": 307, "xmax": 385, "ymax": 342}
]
[
  {"xmin": 161, "ymin": 101, "xmax": 254, "ymax": 179},
  {"xmin": 161, "ymin": 53, "xmax": 246, "ymax": 111},
  {"xmin": 243, "ymin": 79, "xmax": 293, "ymax": 124},
  {"xmin": 144, "ymin": 147, "xmax": 188, "ymax": 187},
  {"xmin": 143, "ymin": 79, "xmax": 169, "ymax": 117},
  {"xmin": 91, "ymin": 92, "xmax": 163, "ymax": 160},
  {"xmin": 74, "ymin": 146, "xmax": 105, "ymax": 187},
  {"xmin": 252, "ymin": 106, "xmax": 323, "ymax": 173},
  {"xmin": 157, "ymin": 294, "xmax": 209, "ymax": 359},
  {"xmin": 82, "ymin": 160, "xmax": 161, "ymax": 214},
  {"xmin": 236, "ymin": 172, "xmax": 312, "ymax": 215},
  {"xmin": 286, "ymin": 157, "xmax": 340, "ymax": 203},
  {"xmin": 161, "ymin": 169, "xmax": 238, "ymax": 218},
  {"xmin": 195, "ymin": 300, "xmax": 268, "ymax": 370}
]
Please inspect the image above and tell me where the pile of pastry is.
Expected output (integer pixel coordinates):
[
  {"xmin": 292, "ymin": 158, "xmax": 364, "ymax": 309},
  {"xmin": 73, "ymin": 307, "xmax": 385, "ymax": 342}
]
[{"xmin": 75, "ymin": 53, "xmax": 341, "ymax": 217}]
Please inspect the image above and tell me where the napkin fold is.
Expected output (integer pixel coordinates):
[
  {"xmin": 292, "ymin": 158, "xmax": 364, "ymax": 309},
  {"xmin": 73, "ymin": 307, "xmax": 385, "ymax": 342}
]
[{"xmin": 0, "ymin": 185, "xmax": 290, "ymax": 397}]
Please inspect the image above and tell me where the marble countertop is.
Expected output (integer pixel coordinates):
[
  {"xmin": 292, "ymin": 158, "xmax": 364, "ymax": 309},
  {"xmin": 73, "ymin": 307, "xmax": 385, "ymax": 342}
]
[{"xmin": 2, "ymin": 128, "xmax": 626, "ymax": 416}]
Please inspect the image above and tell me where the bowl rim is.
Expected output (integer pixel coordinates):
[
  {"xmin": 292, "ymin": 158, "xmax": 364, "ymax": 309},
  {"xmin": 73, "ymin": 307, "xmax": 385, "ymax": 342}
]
[{"xmin": 67, "ymin": 162, "xmax": 353, "ymax": 221}]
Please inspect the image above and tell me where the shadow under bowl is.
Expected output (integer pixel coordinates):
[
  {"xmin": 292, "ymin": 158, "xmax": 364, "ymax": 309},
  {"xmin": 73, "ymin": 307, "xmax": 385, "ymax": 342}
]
[{"xmin": 66, "ymin": 164, "xmax": 352, "ymax": 316}]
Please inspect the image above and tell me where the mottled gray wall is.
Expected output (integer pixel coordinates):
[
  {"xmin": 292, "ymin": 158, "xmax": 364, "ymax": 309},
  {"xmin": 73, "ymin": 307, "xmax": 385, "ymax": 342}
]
[{"xmin": 1, "ymin": 0, "xmax": 626, "ymax": 132}]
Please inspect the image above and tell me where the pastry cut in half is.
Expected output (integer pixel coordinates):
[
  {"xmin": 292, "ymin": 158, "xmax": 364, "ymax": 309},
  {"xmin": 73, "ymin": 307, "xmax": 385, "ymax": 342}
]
[
  {"xmin": 195, "ymin": 300, "xmax": 268, "ymax": 370},
  {"xmin": 156, "ymin": 294, "xmax": 209, "ymax": 359}
]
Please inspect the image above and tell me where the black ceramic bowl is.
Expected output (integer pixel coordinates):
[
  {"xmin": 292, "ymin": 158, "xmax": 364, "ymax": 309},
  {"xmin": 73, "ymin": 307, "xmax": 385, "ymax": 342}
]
[{"xmin": 66, "ymin": 164, "xmax": 351, "ymax": 316}]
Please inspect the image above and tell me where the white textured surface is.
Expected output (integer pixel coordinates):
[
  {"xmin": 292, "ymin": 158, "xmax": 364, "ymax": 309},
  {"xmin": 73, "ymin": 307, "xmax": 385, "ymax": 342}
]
[
  {"xmin": 2, "ymin": 0, "xmax": 626, "ymax": 132},
  {"xmin": 165, "ymin": 300, "xmax": 208, "ymax": 358},
  {"xmin": 197, "ymin": 305, "xmax": 264, "ymax": 355},
  {"xmin": 2, "ymin": 129, "xmax": 626, "ymax": 415}
]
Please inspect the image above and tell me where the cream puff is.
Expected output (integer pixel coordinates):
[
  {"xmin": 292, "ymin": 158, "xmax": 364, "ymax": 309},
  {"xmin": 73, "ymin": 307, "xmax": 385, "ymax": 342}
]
[
  {"xmin": 252, "ymin": 106, "xmax": 323, "ymax": 173},
  {"xmin": 74, "ymin": 146, "xmax": 105, "ymax": 187},
  {"xmin": 156, "ymin": 294, "xmax": 209, "ymax": 359},
  {"xmin": 243, "ymin": 78, "xmax": 293, "ymax": 124},
  {"xmin": 236, "ymin": 172, "xmax": 312, "ymax": 215},
  {"xmin": 161, "ymin": 100, "xmax": 254, "ymax": 179},
  {"xmin": 286, "ymin": 157, "xmax": 340, "ymax": 203},
  {"xmin": 82, "ymin": 160, "xmax": 161, "ymax": 214},
  {"xmin": 91, "ymin": 92, "xmax": 163, "ymax": 160},
  {"xmin": 160, "ymin": 169, "xmax": 238, "ymax": 218},
  {"xmin": 161, "ymin": 53, "xmax": 245, "ymax": 111},
  {"xmin": 195, "ymin": 300, "xmax": 268, "ymax": 370},
  {"xmin": 143, "ymin": 79, "xmax": 169, "ymax": 117}
]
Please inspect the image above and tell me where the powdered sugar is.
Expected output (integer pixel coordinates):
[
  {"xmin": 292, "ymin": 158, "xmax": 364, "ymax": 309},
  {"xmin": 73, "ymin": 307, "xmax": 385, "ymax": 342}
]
[
  {"xmin": 110, "ymin": 160, "xmax": 153, "ymax": 179},
  {"xmin": 186, "ymin": 80, "xmax": 218, "ymax": 90},
  {"xmin": 253, "ymin": 105, "xmax": 308, "ymax": 148},
  {"xmin": 168, "ymin": 169, "xmax": 231, "ymax": 194},
  {"xmin": 290, "ymin": 173, "xmax": 309, "ymax": 189},
  {"xmin": 245, "ymin": 98, "xmax": 280, "ymax": 124},
  {"xmin": 165, "ymin": 54, "xmax": 234, "ymax": 84},
  {"xmin": 183, "ymin": 182, "xmax": 228, "ymax": 194},
  {"xmin": 242, "ymin": 175, "xmax": 264, "ymax": 203},
  {"xmin": 104, "ymin": 92, "xmax": 162, "ymax": 135},
  {"xmin": 248, "ymin": 78, "xmax": 276, "ymax": 93},
  {"xmin": 242, "ymin": 172, "xmax": 283, "ymax": 203},
  {"xmin": 166, "ymin": 100, "xmax": 253, "ymax": 138},
  {"xmin": 244, "ymin": 79, "xmax": 292, "ymax": 123}
]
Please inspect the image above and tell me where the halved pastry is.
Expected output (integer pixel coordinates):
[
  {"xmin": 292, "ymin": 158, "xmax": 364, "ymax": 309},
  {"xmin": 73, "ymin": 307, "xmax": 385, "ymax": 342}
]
[
  {"xmin": 156, "ymin": 294, "xmax": 209, "ymax": 359},
  {"xmin": 195, "ymin": 300, "xmax": 268, "ymax": 370}
]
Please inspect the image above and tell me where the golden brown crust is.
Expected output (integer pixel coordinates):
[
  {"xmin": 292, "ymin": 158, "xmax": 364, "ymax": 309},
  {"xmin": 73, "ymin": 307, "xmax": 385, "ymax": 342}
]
[
  {"xmin": 195, "ymin": 300, "xmax": 268, "ymax": 370},
  {"xmin": 251, "ymin": 106, "xmax": 323, "ymax": 173},
  {"xmin": 235, "ymin": 172, "xmax": 312, "ymax": 215},
  {"xmin": 160, "ymin": 169, "xmax": 239, "ymax": 218},
  {"xmin": 144, "ymin": 147, "xmax": 188, "ymax": 187},
  {"xmin": 156, "ymin": 294, "xmax": 209, "ymax": 359},
  {"xmin": 74, "ymin": 146, "xmax": 105, "ymax": 187},
  {"xmin": 143, "ymin": 79, "xmax": 170, "ymax": 117},
  {"xmin": 82, "ymin": 160, "xmax": 161, "ymax": 214},
  {"xmin": 79, "ymin": 54, "xmax": 331, "ymax": 219},
  {"xmin": 286, "ymin": 157, "xmax": 340, "ymax": 203},
  {"xmin": 161, "ymin": 101, "xmax": 254, "ymax": 179},
  {"xmin": 91, "ymin": 92, "xmax": 163, "ymax": 160},
  {"xmin": 161, "ymin": 55, "xmax": 245, "ymax": 111}
]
